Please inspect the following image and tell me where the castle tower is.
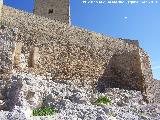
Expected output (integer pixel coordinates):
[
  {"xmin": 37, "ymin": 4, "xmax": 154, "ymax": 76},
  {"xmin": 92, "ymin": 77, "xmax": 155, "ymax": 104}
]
[{"xmin": 34, "ymin": 0, "xmax": 70, "ymax": 24}]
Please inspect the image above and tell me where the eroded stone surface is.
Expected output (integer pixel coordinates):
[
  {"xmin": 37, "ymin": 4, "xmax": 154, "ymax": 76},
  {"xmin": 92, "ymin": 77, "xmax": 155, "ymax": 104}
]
[{"xmin": 0, "ymin": 72, "xmax": 159, "ymax": 120}]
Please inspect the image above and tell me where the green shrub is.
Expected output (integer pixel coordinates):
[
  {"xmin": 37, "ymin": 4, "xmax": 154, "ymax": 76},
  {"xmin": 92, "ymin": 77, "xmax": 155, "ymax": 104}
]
[
  {"xmin": 32, "ymin": 107, "xmax": 57, "ymax": 116},
  {"xmin": 94, "ymin": 96, "xmax": 111, "ymax": 105}
]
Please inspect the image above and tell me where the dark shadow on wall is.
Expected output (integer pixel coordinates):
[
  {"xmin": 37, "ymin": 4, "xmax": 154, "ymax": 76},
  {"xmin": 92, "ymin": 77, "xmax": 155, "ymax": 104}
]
[{"xmin": 96, "ymin": 50, "xmax": 144, "ymax": 93}]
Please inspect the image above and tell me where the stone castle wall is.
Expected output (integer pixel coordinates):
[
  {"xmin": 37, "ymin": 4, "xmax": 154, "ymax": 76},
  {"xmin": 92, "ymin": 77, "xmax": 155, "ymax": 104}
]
[
  {"xmin": 1, "ymin": 5, "xmax": 159, "ymax": 103},
  {"xmin": 139, "ymin": 49, "xmax": 154, "ymax": 102},
  {"xmin": 153, "ymin": 80, "xmax": 160, "ymax": 103},
  {"xmin": 96, "ymin": 49, "xmax": 144, "ymax": 92},
  {"xmin": 139, "ymin": 49, "xmax": 160, "ymax": 103}
]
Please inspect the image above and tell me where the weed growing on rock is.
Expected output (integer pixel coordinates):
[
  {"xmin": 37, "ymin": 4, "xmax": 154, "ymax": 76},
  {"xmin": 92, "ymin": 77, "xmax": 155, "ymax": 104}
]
[
  {"xmin": 94, "ymin": 96, "xmax": 111, "ymax": 105},
  {"xmin": 32, "ymin": 107, "xmax": 57, "ymax": 116}
]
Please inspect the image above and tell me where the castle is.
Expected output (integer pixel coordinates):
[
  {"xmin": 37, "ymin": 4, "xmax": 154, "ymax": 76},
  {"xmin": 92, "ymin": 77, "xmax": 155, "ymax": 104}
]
[{"xmin": 0, "ymin": 0, "xmax": 159, "ymax": 104}]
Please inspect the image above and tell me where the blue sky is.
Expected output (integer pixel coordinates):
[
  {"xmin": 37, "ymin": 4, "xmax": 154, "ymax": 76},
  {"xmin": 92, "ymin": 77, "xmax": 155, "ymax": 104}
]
[{"xmin": 4, "ymin": 0, "xmax": 160, "ymax": 80}]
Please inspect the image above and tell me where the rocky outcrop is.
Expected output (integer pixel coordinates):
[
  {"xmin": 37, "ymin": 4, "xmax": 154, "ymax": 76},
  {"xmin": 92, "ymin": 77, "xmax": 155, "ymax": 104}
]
[{"xmin": 0, "ymin": 72, "xmax": 159, "ymax": 120}]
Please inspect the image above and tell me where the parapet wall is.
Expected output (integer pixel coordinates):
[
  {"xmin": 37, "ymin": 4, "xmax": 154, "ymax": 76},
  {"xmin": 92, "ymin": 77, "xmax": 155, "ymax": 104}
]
[
  {"xmin": 118, "ymin": 38, "xmax": 139, "ymax": 47},
  {"xmin": 1, "ymin": 5, "xmax": 158, "ymax": 103}
]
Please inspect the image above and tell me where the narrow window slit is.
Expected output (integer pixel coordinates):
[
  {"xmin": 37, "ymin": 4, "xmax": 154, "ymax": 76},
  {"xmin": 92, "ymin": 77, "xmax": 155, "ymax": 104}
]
[{"xmin": 48, "ymin": 9, "xmax": 53, "ymax": 14}]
